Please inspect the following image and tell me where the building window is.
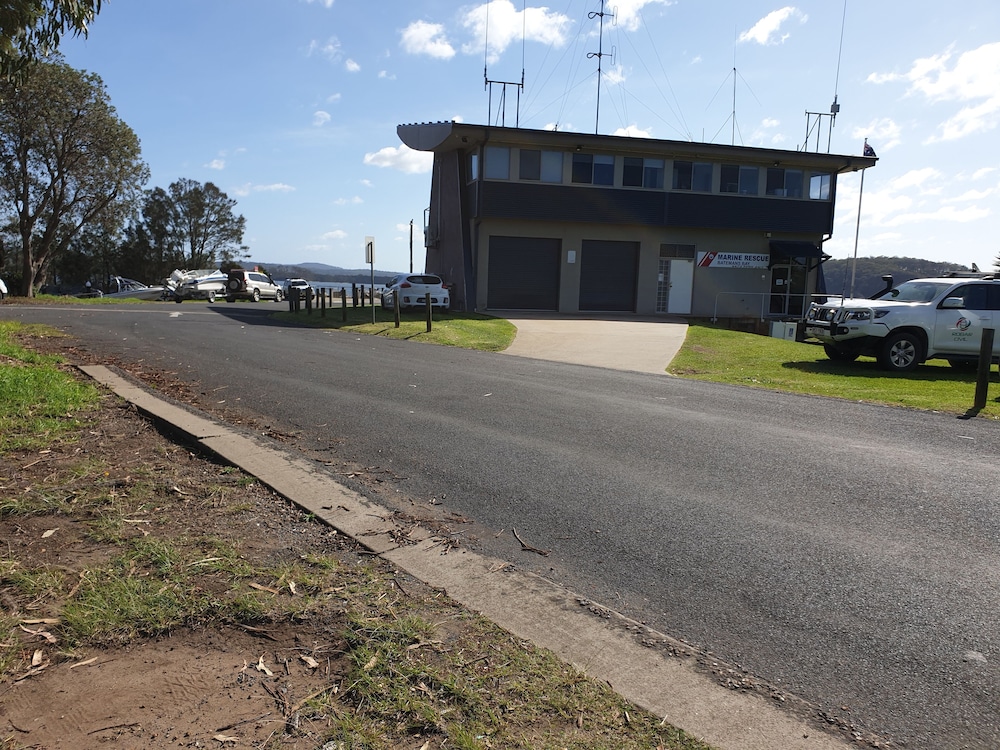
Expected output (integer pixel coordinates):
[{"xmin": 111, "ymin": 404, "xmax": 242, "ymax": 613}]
[
  {"xmin": 672, "ymin": 161, "xmax": 712, "ymax": 191},
  {"xmin": 809, "ymin": 173, "xmax": 831, "ymax": 200},
  {"xmin": 541, "ymin": 151, "xmax": 563, "ymax": 182},
  {"xmin": 572, "ymin": 153, "xmax": 614, "ymax": 185},
  {"xmin": 519, "ymin": 149, "xmax": 541, "ymax": 180},
  {"xmin": 660, "ymin": 244, "xmax": 696, "ymax": 259},
  {"xmin": 484, "ymin": 146, "xmax": 510, "ymax": 179},
  {"xmin": 721, "ymin": 165, "xmax": 759, "ymax": 195},
  {"xmin": 623, "ymin": 157, "xmax": 665, "ymax": 188},
  {"xmin": 766, "ymin": 168, "xmax": 803, "ymax": 197},
  {"xmin": 469, "ymin": 153, "xmax": 479, "ymax": 181}
]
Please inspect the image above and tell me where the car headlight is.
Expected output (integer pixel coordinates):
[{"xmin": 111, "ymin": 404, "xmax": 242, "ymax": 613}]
[{"xmin": 843, "ymin": 309, "xmax": 889, "ymax": 321}]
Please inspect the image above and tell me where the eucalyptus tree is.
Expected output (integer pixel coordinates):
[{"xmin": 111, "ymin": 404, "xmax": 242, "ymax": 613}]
[
  {"xmin": 0, "ymin": 58, "xmax": 148, "ymax": 295},
  {"xmin": 166, "ymin": 178, "xmax": 248, "ymax": 269},
  {"xmin": 1, "ymin": 0, "xmax": 103, "ymax": 81}
]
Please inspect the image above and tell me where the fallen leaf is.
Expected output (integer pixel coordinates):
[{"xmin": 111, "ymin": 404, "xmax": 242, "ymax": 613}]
[
  {"xmin": 69, "ymin": 657, "xmax": 99, "ymax": 669},
  {"xmin": 213, "ymin": 734, "xmax": 239, "ymax": 744},
  {"xmin": 255, "ymin": 655, "xmax": 273, "ymax": 676},
  {"xmin": 21, "ymin": 618, "xmax": 60, "ymax": 625},
  {"xmin": 288, "ymin": 581, "xmax": 297, "ymax": 595},
  {"xmin": 249, "ymin": 582, "xmax": 280, "ymax": 595},
  {"xmin": 41, "ymin": 528, "xmax": 57, "ymax": 538},
  {"xmin": 300, "ymin": 655, "xmax": 319, "ymax": 669},
  {"xmin": 31, "ymin": 649, "xmax": 44, "ymax": 666},
  {"xmin": 19, "ymin": 625, "xmax": 57, "ymax": 644},
  {"xmin": 362, "ymin": 655, "xmax": 378, "ymax": 671}
]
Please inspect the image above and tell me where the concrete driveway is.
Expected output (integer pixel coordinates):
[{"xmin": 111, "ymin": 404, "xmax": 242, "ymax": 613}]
[{"xmin": 501, "ymin": 313, "xmax": 689, "ymax": 374}]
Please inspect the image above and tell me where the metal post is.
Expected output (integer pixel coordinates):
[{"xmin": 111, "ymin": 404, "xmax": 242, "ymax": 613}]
[
  {"xmin": 974, "ymin": 328, "xmax": 994, "ymax": 411},
  {"xmin": 341, "ymin": 287, "xmax": 347, "ymax": 322}
]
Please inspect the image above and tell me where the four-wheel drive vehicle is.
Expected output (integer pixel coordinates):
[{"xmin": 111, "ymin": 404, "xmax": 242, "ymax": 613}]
[
  {"xmin": 380, "ymin": 274, "xmax": 450, "ymax": 311},
  {"xmin": 283, "ymin": 278, "xmax": 312, "ymax": 298},
  {"xmin": 225, "ymin": 269, "xmax": 283, "ymax": 302},
  {"xmin": 805, "ymin": 273, "xmax": 1000, "ymax": 372}
]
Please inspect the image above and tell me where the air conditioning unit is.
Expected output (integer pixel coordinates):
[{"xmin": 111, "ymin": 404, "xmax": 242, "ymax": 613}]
[{"xmin": 770, "ymin": 321, "xmax": 798, "ymax": 341}]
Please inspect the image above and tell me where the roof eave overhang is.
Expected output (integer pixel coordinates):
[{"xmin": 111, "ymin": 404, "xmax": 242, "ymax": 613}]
[{"xmin": 397, "ymin": 121, "xmax": 878, "ymax": 174}]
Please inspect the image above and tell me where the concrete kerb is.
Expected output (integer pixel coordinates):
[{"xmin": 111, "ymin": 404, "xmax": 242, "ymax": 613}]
[{"xmin": 78, "ymin": 364, "xmax": 850, "ymax": 750}]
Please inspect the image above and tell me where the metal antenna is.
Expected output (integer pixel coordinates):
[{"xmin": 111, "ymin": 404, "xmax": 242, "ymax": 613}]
[
  {"xmin": 803, "ymin": 0, "xmax": 847, "ymax": 152},
  {"xmin": 587, "ymin": 0, "xmax": 614, "ymax": 134},
  {"xmin": 484, "ymin": 0, "xmax": 526, "ymax": 127}
]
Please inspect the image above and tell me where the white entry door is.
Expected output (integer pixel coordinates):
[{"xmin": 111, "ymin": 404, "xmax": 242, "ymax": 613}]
[{"xmin": 657, "ymin": 258, "xmax": 693, "ymax": 314}]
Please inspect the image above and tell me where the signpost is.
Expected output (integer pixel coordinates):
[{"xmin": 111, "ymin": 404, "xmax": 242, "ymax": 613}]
[{"xmin": 365, "ymin": 236, "xmax": 375, "ymax": 324}]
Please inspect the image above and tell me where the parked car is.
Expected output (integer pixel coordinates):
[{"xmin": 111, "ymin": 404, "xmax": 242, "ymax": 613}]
[
  {"xmin": 225, "ymin": 269, "xmax": 283, "ymax": 302},
  {"xmin": 283, "ymin": 278, "xmax": 312, "ymax": 298},
  {"xmin": 380, "ymin": 273, "xmax": 450, "ymax": 311},
  {"xmin": 805, "ymin": 272, "xmax": 1000, "ymax": 372}
]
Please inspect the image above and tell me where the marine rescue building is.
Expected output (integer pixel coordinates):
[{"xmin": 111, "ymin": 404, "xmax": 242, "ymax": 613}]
[{"xmin": 396, "ymin": 121, "xmax": 876, "ymax": 325}]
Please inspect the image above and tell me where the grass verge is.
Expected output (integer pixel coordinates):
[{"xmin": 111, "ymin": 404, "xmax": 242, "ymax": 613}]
[
  {"xmin": 273, "ymin": 305, "xmax": 517, "ymax": 352},
  {"xmin": 669, "ymin": 323, "xmax": 1000, "ymax": 417}
]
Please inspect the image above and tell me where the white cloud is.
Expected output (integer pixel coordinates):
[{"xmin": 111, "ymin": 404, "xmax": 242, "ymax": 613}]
[
  {"xmin": 739, "ymin": 7, "xmax": 807, "ymax": 46},
  {"xmin": 972, "ymin": 167, "xmax": 997, "ymax": 181},
  {"xmin": 255, "ymin": 183, "xmax": 295, "ymax": 193},
  {"xmin": 206, "ymin": 158, "xmax": 225, "ymax": 170},
  {"xmin": 333, "ymin": 196, "xmax": 364, "ymax": 206},
  {"xmin": 360, "ymin": 179, "xmax": 374, "ymax": 188},
  {"xmin": 850, "ymin": 118, "xmax": 902, "ymax": 152},
  {"xmin": 326, "ymin": 93, "xmax": 341, "ymax": 104},
  {"xmin": 303, "ymin": 0, "xmax": 334, "ymax": 7},
  {"xmin": 322, "ymin": 230, "xmax": 348, "ymax": 240},
  {"xmin": 610, "ymin": 0, "xmax": 672, "ymax": 33},
  {"xmin": 378, "ymin": 70, "xmax": 396, "ymax": 80},
  {"xmin": 460, "ymin": 0, "xmax": 572, "ymax": 62},
  {"xmin": 308, "ymin": 36, "xmax": 342, "ymax": 62},
  {"xmin": 603, "ymin": 64, "xmax": 626, "ymax": 86},
  {"xmin": 363, "ymin": 144, "xmax": 433, "ymax": 174},
  {"xmin": 868, "ymin": 42, "xmax": 1000, "ymax": 143},
  {"xmin": 612, "ymin": 124, "xmax": 652, "ymax": 137},
  {"xmin": 400, "ymin": 20, "xmax": 455, "ymax": 59},
  {"xmin": 345, "ymin": 58, "xmax": 360, "ymax": 73},
  {"xmin": 313, "ymin": 110, "xmax": 331, "ymax": 127}
]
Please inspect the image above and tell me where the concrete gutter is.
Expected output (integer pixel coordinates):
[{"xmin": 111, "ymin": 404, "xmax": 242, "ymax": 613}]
[{"xmin": 79, "ymin": 363, "xmax": 850, "ymax": 750}]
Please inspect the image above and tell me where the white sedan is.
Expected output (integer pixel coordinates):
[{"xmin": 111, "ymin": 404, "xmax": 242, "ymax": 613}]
[{"xmin": 381, "ymin": 274, "xmax": 450, "ymax": 311}]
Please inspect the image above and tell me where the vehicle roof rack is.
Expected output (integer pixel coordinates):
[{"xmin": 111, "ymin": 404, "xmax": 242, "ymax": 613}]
[{"xmin": 943, "ymin": 271, "xmax": 992, "ymax": 278}]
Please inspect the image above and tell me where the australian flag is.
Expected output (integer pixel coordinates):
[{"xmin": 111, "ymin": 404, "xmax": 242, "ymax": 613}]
[{"xmin": 863, "ymin": 139, "xmax": 877, "ymax": 158}]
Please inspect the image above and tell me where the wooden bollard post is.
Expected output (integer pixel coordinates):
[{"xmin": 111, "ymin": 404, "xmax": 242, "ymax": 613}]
[
  {"xmin": 974, "ymin": 328, "xmax": 995, "ymax": 411},
  {"xmin": 341, "ymin": 287, "xmax": 347, "ymax": 322},
  {"xmin": 425, "ymin": 292, "xmax": 432, "ymax": 332}
]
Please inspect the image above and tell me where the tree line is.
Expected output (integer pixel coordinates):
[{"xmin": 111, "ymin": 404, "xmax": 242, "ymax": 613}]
[{"xmin": 0, "ymin": 57, "xmax": 249, "ymax": 296}]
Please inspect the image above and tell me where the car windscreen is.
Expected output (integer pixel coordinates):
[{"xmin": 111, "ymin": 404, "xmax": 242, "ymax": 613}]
[{"xmin": 875, "ymin": 281, "xmax": 952, "ymax": 303}]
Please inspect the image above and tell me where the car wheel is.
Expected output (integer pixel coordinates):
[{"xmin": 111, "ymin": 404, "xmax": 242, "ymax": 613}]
[
  {"xmin": 174, "ymin": 296, "xmax": 183, "ymax": 304},
  {"xmin": 878, "ymin": 331, "xmax": 922, "ymax": 372},
  {"xmin": 823, "ymin": 344, "xmax": 859, "ymax": 362},
  {"xmin": 207, "ymin": 290, "xmax": 216, "ymax": 302},
  {"xmin": 274, "ymin": 289, "xmax": 283, "ymax": 303},
  {"xmin": 252, "ymin": 288, "xmax": 261, "ymax": 302}
]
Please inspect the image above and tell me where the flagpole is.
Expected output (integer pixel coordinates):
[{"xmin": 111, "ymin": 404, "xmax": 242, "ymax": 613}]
[{"xmin": 848, "ymin": 166, "xmax": 866, "ymax": 300}]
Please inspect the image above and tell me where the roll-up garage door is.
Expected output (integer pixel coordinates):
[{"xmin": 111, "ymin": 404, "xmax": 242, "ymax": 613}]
[
  {"xmin": 487, "ymin": 236, "xmax": 561, "ymax": 310},
  {"xmin": 580, "ymin": 239, "xmax": 638, "ymax": 311}
]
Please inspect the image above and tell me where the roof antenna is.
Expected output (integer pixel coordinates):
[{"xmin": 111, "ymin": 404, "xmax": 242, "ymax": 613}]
[
  {"xmin": 803, "ymin": 0, "xmax": 847, "ymax": 152},
  {"xmin": 484, "ymin": 0, "xmax": 526, "ymax": 127},
  {"xmin": 587, "ymin": 0, "xmax": 615, "ymax": 135}
]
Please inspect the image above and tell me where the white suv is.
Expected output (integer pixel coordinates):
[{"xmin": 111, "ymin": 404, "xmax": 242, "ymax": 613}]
[
  {"xmin": 224, "ymin": 269, "xmax": 283, "ymax": 303},
  {"xmin": 805, "ymin": 273, "xmax": 1000, "ymax": 372}
]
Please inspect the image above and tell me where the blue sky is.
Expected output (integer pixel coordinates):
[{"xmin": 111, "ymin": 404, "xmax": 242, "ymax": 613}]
[{"xmin": 59, "ymin": 1, "xmax": 1000, "ymax": 275}]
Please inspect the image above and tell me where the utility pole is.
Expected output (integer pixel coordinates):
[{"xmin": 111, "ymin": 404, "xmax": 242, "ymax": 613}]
[{"xmin": 587, "ymin": 0, "xmax": 613, "ymax": 135}]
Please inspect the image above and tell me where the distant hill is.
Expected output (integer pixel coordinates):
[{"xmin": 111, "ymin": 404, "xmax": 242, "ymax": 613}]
[
  {"xmin": 252, "ymin": 262, "xmax": 401, "ymax": 285},
  {"xmin": 822, "ymin": 256, "xmax": 981, "ymax": 298}
]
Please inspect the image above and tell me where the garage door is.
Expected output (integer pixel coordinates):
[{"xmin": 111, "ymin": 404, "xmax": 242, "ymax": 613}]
[
  {"xmin": 487, "ymin": 236, "xmax": 561, "ymax": 310},
  {"xmin": 580, "ymin": 239, "xmax": 638, "ymax": 311}
]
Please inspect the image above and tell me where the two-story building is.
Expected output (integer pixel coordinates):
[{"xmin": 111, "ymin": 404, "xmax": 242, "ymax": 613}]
[{"xmin": 396, "ymin": 121, "xmax": 876, "ymax": 327}]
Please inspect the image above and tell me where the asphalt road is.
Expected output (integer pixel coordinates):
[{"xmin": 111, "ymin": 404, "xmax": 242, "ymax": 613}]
[{"xmin": 5, "ymin": 301, "xmax": 1000, "ymax": 748}]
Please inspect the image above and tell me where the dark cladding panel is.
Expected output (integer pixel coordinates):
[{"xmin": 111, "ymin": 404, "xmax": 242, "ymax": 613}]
[{"xmin": 481, "ymin": 182, "xmax": 664, "ymax": 225}]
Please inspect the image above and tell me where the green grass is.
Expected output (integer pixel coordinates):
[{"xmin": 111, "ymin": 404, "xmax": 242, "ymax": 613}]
[
  {"xmin": 0, "ymin": 322, "xmax": 100, "ymax": 452},
  {"xmin": 273, "ymin": 305, "xmax": 517, "ymax": 352},
  {"xmin": 669, "ymin": 323, "xmax": 1000, "ymax": 417}
]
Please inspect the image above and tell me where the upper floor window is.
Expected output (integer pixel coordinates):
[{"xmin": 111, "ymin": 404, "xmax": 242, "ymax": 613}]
[
  {"xmin": 469, "ymin": 153, "xmax": 479, "ymax": 181},
  {"xmin": 672, "ymin": 161, "xmax": 713, "ymax": 191},
  {"xmin": 721, "ymin": 164, "xmax": 759, "ymax": 195},
  {"xmin": 484, "ymin": 146, "xmax": 510, "ymax": 179},
  {"xmin": 623, "ymin": 157, "xmax": 665, "ymax": 189},
  {"xmin": 766, "ymin": 168, "xmax": 803, "ymax": 198},
  {"xmin": 519, "ymin": 149, "xmax": 563, "ymax": 182},
  {"xmin": 809, "ymin": 173, "xmax": 831, "ymax": 200},
  {"xmin": 572, "ymin": 153, "xmax": 614, "ymax": 185}
]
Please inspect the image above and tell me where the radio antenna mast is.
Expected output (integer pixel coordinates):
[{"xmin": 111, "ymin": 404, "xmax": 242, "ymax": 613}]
[
  {"xmin": 587, "ymin": 0, "xmax": 614, "ymax": 134},
  {"xmin": 484, "ymin": 0, "xmax": 526, "ymax": 127},
  {"xmin": 803, "ymin": 0, "xmax": 847, "ymax": 152}
]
